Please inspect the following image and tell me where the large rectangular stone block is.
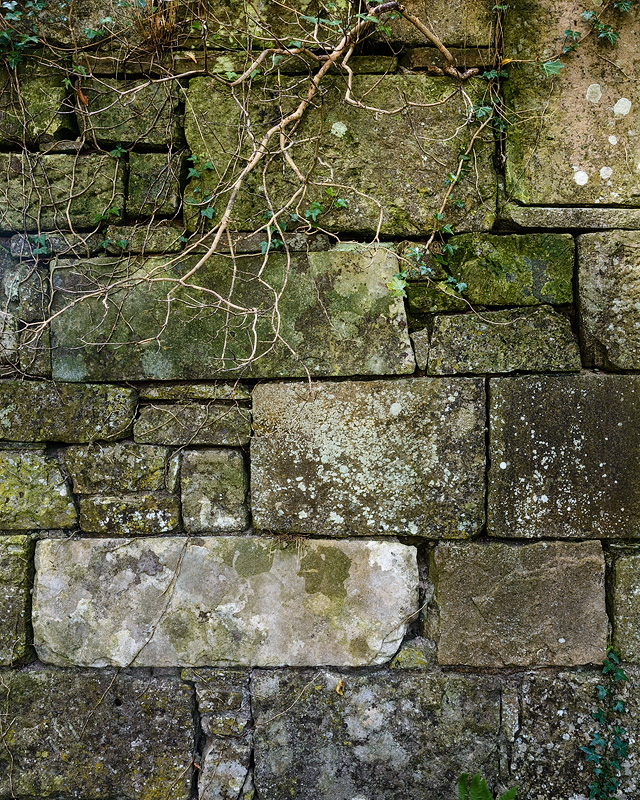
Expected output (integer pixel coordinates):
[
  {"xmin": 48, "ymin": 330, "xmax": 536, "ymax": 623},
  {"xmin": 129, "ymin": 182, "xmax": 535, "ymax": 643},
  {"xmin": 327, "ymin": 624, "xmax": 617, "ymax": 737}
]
[
  {"xmin": 489, "ymin": 375, "xmax": 640, "ymax": 538},
  {"xmin": 0, "ymin": 535, "xmax": 31, "ymax": 664},
  {"xmin": 33, "ymin": 536, "xmax": 418, "ymax": 667},
  {"xmin": 252, "ymin": 670, "xmax": 504, "ymax": 800},
  {"xmin": 0, "ymin": 670, "xmax": 193, "ymax": 800},
  {"xmin": 181, "ymin": 449, "xmax": 249, "ymax": 532},
  {"xmin": 373, "ymin": 0, "xmax": 493, "ymax": 46},
  {"xmin": 50, "ymin": 247, "xmax": 414, "ymax": 380},
  {"xmin": 252, "ymin": 378, "xmax": 485, "ymax": 537},
  {"xmin": 64, "ymin": 442, "xmax": 172, "ymax": 492},
  {"xmin": 0, "ymin": 64, "xmax": 69, "ymax": 146},
  {"xmin": 432, "ymin": 541, "xmax": 607, "ymax": 667}
]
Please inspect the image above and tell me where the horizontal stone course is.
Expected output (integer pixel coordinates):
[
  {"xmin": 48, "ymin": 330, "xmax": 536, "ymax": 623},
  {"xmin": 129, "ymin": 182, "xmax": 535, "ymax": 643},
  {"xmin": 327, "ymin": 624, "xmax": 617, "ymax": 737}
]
[
  {"xmin": 0, "ymin": 535, "xmax": 31, "ymax": 664},
  {"xmin": 134, "ymin": 403, "xmax": 251, "ymax": 446},
  {"xmin": 78, "ymin": 493, "xmax": 181, "ymax": 535}
]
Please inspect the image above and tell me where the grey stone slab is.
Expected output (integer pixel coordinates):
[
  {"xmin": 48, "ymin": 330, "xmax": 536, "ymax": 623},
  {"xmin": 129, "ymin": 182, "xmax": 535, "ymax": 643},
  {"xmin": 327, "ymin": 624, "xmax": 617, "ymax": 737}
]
[
  {"xmin": 0, "ymin": 535, "xmax": 31, "ymax": 664},
  {"xmin": 139, "ymin": 383, "xmax": 251, "ymax": 401},
  {"xmin": 64, "ymin": 442, "xmax": 171, "ymax": 492},
  {"xmin": 0, "ymin": 669, "xmax": 193, "ymax": 800},
  {"xmin": 0, "ymin": 63, "xmax": 69, "ymax": 147},
  {"xmin": 410, "ymin": 329, "xmax": 429, "ymax": 370},
  {"xmin": 252, "ymin": 378, "xmax": 485, "ymax": 538},
  {"xmin": 613, "ymin": 552, "xmax": 640, "ymax": 662},
  {"xmin": 432, "ymin": 541, "xmax": 607, "ymax": 667},
  {"xmin": 181, "ymin": 449, "xmax": 249, "ymax": 533},
  {"xmin": 78, "ymin": 493, "xmax": 181, "ymax": 535},
  {"xmin": 499, "ymin": 202, "xmax": 640, "ymax": 230},
  {"xmin": 0, "ymin": 380, "xmax": 136, "ymax": 442},
  {"xmin": 428, "ymin": 307, "xmax": 581, "ymax": 374},
  {"xmin": 134, "ymin": 404, "xmax": 251, "ymax": 446},
  {"xmin": 33, "ymin": 536, "xmax": 418, "ymax": 667},
  {"xmin": 252, "ymin": 670, "xmax": 504, "ymax": 800},
  {"xmin": 489, "ymin": 374, "xmax": 640, "ymax": 538},
  {"xmin": 199, "ymin": 736, "xmax": 252, "ymax": 800},
  {"xmin": 578, "ymin": 231, "xmax": 640, "ymax": 369}
]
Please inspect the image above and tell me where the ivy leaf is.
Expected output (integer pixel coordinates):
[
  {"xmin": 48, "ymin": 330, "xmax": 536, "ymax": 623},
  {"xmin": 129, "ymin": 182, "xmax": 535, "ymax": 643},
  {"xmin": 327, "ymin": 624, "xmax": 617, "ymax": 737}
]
[{"xmin": 541, "ymin": 60, "xmax": 564, "ymax": 76}]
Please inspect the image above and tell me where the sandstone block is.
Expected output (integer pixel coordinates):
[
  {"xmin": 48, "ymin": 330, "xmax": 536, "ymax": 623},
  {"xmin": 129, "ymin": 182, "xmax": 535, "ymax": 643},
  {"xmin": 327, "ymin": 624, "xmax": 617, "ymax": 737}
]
[
  {"xmin": 432, "ymin": 541, "xmax": 607, "ymax": 667},
  {"xmin": 33, "ymin": 536, "xmax": 418, "ymax": 667},
  {"xmin": 0, "ymin": 64, "xmax": 69, "ymax": 146},
  {"xmin": 50, "ymin": 246, "xmax": 414, "ymax": 380},
  {"xmin": 428, "ymin": 307, "xmax": 581, "ymax": 374},
  {"xmin": 65, "ymin": 442, "xmax": 171, "ymax": 492},
  {"xmin": 0, "ymin": 535, "xmax": 31, "ymax": 664},
  {"xmin": 181, "ymin": 449, "xmax": 249, "ymax": 532},
  {"xmin": 406, "ymin": 281, "xmax": 467, "ymax": 316},
  {"xmin": 373, "ymin": 0, "xmax": 492, "ymax": 46},
  {"xmin": 252, "ymin": 670, "xmax": 503, "ymax": 800},
  {"xmin": 140, "ymin": 383, "xmax": 251, "ymax": 401},
  {"xmin": 0, "ymin": 669, "xmax": 193, "ymax": 800},
  {"xmin": 134, "ymin": 404, "xmax": 251, "ymax": 446},
  {"xmin": 252, "ymin": 378, "xmax": 485, "ymax": 537},
  {"xmin": 613, "ymin": 552, "xmax": 640, "ymax": 661},
  {"xmin": 499, "ymin": 202, "xmax": 640, "ymax": 230},
  {"xmin": 79, "ymin": 493, "xmax": 180, "ymax": 535},
  {"xmin": 0, "ymin": 450, "xmax": 76, "ymax": 530},
  {"xmin": 578, "ymin": 231, "xmax": 640, "ymax": 369},
  {"xmin": 128, "ymin": 152, "xmax": 182, "ymax": 216},
  {"xmin": 489, "ymin": 375, "xmax": 640, "ymax": 538},
  {"xmin": 0, "ymin": 380, "xmax": 136, "ymax": 442}
]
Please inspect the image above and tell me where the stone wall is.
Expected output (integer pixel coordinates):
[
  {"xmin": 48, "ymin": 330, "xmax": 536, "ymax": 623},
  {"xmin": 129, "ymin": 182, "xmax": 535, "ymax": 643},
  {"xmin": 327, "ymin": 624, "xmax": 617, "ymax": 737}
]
[{"xmin": 1, "ymin": 0, "xmax": 640, "ymax": 798}]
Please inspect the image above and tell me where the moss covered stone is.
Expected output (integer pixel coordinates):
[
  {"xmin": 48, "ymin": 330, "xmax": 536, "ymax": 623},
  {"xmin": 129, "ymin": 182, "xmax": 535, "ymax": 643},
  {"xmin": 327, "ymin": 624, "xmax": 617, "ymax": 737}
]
[
  {"xmin": 65, "ymin": 442, "xmax": 171, "ymax": 492},
  {"xmin": 33, "ymin": 536, "xmax": 417, "ymax": 667},
  {"xmin": 0, "ymin": 669, "xmax": 193, "ymax": 799},
  {"xmin": 252, "ymin": 378, "xmax": 485, "ymax": 538},
  {"xmin": 181, "ymin": 449, "xmax": 249, "ymax": 532},
  {"xmin": 50, "ymin": 246, "xmax": 414, "ymax": 380},
  {"xmin": 140, "ymin": 382, "xmax": 251, "ymax": 401},
  {"xmin": 0, "ymin": 380, "xmax": 136, "ymax": 442},
  {"xmin": 128, "ymin": 152, "xmax": 182, "ymax": 216},
  {"xmin": 0, "ymin": 450, "xmax": 76, "ymax": 530},
  {"xmin": 0, "ymin": 240, "xmax": 19, "ymax": 368},
  {"xmin": 448, "ymin": 233, "xmax": 574, "ymax": 306},
  {"xmin": 406, "ymin": 281, "xmax": 467, "ymax": 316},
  {"xmin": 79, "ymin": 493, "xmax": 180, "ymax": 534},
  {"xmin": 0, "ymin": 64, "xmax": 70, "ymax": 146},
  {"xmin": 0, "ymin": 535, "xmax": 32, "ymax": 664},
  {"xmin": 499, "ymin": 202, "xmax": 640, "ymax": 230},
  {"xmin": 134, "ymin": 403, "xmax": 251, "ymax": 446},
  {"xmin": 612, "ymin": 552, "xmax": 640, "ymax": 662},
  {"xmin": 372, "ymin": 0, "xmax": 492, "ymax": 46}
]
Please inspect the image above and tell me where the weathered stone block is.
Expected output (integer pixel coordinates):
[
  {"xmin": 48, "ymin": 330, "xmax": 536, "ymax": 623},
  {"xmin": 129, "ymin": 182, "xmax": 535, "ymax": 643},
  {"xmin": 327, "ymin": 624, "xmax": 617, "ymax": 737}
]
[
  {"xmin": 50, "ymin": 246, "xmax": 414, "ymax": 380},
  {"xmin": 0, "ymin": 241, "xmax": 19, "ymax": 368},
  {"xmin": 432, "ymin": 541, "xmax": 607, "ymax": 667},
  {"xmin": 103, "ymin": 222, "xmax": 185, "ymax": 254},
  {"xmin": 428, "ymin": 307, "xmax": 581, "ymax": 374},
  {"xmin": 406, "ymin": 281, "xmax": 467, "ymax": 315},
  {"xmin": 199, "ymin": 737, "xmax": 252, "ymax": 800},
  {"xmin": 410, "ymin": 329, "xmax": 429, "ymax": 370},
  {"xmin": 0, "ymin": 64, "xmax": 70, "ymax": 146},
  {"xmin": 181, "ymin": 449, "xmax": 249, "ymax": 532},
  {"xmin": 0, "ymin": 380, "xmax": 136, "ymax": 442},
  {"xmin": 504, "ymin": 0, "xmax": 640, "ymax": 205},
  {"xmin": 448, "ymin": 233, "xmax": 574, "ymax": 306},
  {"xmin": 0, "ymin": 154, "xmax": 125, "ymax": 232},
  {"xmin": 613, "ymin": 552, "xmax": 640, "ymax": 662},
  {"xmin": 578, "ymin": 231, "xmax": 640, "ymax": 369},
  {"xmin": 489, "ymin": 375, "xmax": 640, "ymax": 538},
  {"xmin": 252, "ymin": 378, "xmax": 485, "ymax": 537},
  {"xmin": 0, "ymin": 669, "xmax": 193, "ymax": 800},
  {"xmin": 184, "ymin": 75, "xmax": 495, "ymax": 234},
  {"xmin": 65, "ymin": 442, "xmax": 171, "ymax": 492},
  {"xmin": 79, "ymin": 493, "xmax": 180, "ymax": 534},
  {"xmin": 140, "ymin": 382, "xmax": 251, "ymax": 401},
  {"xmin": 134, "ymin": 404, "xmax": 251, "ymax": 446},
  {"xmin": 499, "ymin": 202, "xmax": 640, "ymax": 230},
  {"xmin": 0, "ymin": 450, "xmax": 76, "ymax": 530},
  {"xmin": 33, "ymin": 536, "xmax": 418, "ymax": 667},
  {"xmin": 0, "ymin": 535, "xmax": 31, "ymax": 664},
  {"xmin": 128, "ymin": 152, "xmax": 182, "ymax": 216},
  {"xmin": 252, "ymin": 670, "xmax": 503, "ymax": 800},
  {"xmin": 373, "ymin": 0, "xmax": 493, "ymax": 46}
]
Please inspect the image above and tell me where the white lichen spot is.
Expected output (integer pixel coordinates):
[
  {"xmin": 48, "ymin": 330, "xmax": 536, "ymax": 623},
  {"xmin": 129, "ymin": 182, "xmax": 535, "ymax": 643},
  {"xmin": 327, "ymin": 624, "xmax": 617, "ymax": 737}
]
[
  {"xmin": 331, "ymin": 121, "xmax": 348, "ymax": 138},
  {"xmin": 389, "ymin": 402, "xmax": 402, "ymax": 417},
  {"xmin": 574, "ymin": 170, "xmax": 589, "ymax": 186},
  {"xmin": 609, "ymin": 134, "xmax": 618, "ymax": 145},
  {"xmin": 499, "ymin": 461, "xmax": 508, "ymax": 470},
  {"xmin": 586, "ymin": 83, "xmax": 602, "ymax": 103},
  {"xmin": 614, "ymin": 98, "xmax": 632, "ymax": 118},
  {"xmin": 600, "ymin": 166, "xmax": 613, "ymax": 180},
  {"xmin": 328, "ymin": 511, "xmax": 344, "ymax": 525}
]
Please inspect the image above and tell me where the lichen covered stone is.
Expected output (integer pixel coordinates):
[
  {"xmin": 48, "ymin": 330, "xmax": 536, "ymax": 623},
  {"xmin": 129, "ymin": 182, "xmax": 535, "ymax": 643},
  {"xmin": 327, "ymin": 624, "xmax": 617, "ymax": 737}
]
[
  {"xmin": 499, "ymin": 202, "xmax": 640, "ymax": 230},
  {"xmin": 134, "ymin": 403, "xmax": 251, "ymax": 446},
  {"xmin": 181, "ymin": 449, "xmax": 249, "ymax": 532},
  {"xmin": 613, "ymin": 552, "xmax": 640, "ymax": 662},
  {"xmin": 0, "ymin": 64, "xmax": 70, "ymax": 146},
  {"xmin": 140, "ymin": 382, "xmax": 251, "ymax": 401},
  {"xmin": 128, "ymin": 152, "xmax": 182, "ymax": 216},
  {"xmin": 0, "ymin": 535, "xmax": 31, "ymax": 664},
  {"xmin": 79, "ymin": 493, "xmax": 180, "ymax": 534},
  {"xmin": 374, "ymin": 0, "xmax": 493, "ymax": 46},
  {"xmin": 252, "ymin": 378, "xmax": 485, "ymax": 537},
  {"xmin": 33, "ymin": 536, "xmax": 418, "ymax": 667}
]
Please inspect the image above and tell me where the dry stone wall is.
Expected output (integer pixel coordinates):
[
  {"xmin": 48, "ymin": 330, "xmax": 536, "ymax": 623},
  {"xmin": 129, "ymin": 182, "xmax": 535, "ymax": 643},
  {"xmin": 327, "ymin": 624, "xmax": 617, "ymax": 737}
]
[{"xmin": 1, "ymin": 1, "xmax": 640, "ymax": 798}]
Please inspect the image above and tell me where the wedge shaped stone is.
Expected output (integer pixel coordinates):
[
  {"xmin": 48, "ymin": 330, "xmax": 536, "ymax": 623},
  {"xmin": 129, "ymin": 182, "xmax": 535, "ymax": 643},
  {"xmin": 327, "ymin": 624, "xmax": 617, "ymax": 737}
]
[
  {"xmin": 0, "ymin": 450, "xmax": 76, "ymax": 530},
  {"xmin": 50, "ymin": 247, "xmax": 414, "ymax": 380},
  {"xmin": 0, "ymin": 670, "xmax": 193, "ymax": 800},
  {"xmin": 489, "ymin": 375, "xmax": 640, "ymax": 538},
  {"xmin": 181, "ymin": 449, "xmax": 249, "ymax": 532},
  {"xmin": 184, "ymin": 75, "xmax": 495, "ymax": 234},
  {"xmin": 33, "ymin": 536, "xmax": 418, "ymax": 667},
  {"xmin": 427, "ymin": 306, "xmax": 581, "ymax": 374},
  {"xmin": 64, "ymin": 442, "xmax": 170, "ymax": 492},
  {"xmin": 79, "ymin": 493, "xmax": 180, "ymax": 535},
  {"xmin": 134, "ymin": 404, "xmax": 251, "ymax": 446},
  {"xmin": 0, "ymin": 535, "xmax": 31, "ymax": 664},
  {"xmin": 0, "ymin": 381, "xmax": 136, "ymax": 441},
  {"xmin": 252, "ymin": 670, "xmax": 503, "ymax": 800},
  {"xmin": 578, "ymin": 231, "xmax": 640, "ymax": 369},
  {"xmin": 432, "ymin": 541, "xmax": 607, "ymax": 667},
  {"xmin": 252, "ymin": 378, "xmax": 485, "ymax": 537},
  {"xmin": 613, "ymin": 552, "xmax": 640, "ymax": 662}
]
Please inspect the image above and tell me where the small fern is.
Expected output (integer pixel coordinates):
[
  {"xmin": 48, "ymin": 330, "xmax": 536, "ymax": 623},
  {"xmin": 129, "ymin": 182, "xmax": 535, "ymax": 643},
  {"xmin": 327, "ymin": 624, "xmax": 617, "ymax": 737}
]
[{"xmin": 457, "ymin": 773, "xmax": 517, "ymax": 800}]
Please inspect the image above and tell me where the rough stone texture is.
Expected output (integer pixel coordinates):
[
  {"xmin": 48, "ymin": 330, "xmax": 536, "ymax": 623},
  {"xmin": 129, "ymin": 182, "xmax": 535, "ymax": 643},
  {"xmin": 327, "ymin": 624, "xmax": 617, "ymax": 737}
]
[
  {"xmin": 50, "ymin": 247, "xmax": 414, "ymax": 380},
  {"xmin": 448, "ymin": 233, "xmax": 574, "ymax": 306},
  {"xmin": 613, "ymin": 552, "xmax": 640, "ymax": 662},
  {"xmin": 128, "ymin": 152, "xmax": 182, "ymax": 216},
  {"xmin": 0, "ymin": 154, "xmax": 125, "ymax": 232},
  {"xmin": 406, "ymin": 281, "xmax": 467, "ymax": 316},
  {"xmin": 389, "ymin": 636, "xmax": 436, "ymax": 669},
  {"xmin": 0, "ymin": 380, "xmax": 136, "ymax": 442},
  {"xmin": 181, "ymin": 449, "xmax": 249, "ymax": 533},
  {"xmin": 374, "ymin": 0, "xmax": 493, "ymax": 46},
  {"xmin": 199, "ymin": 737, "xmax": 252, "ymax": 800},
  {"xmin": 0, "ymin": 535, "xmax": 31, "ymax": 664},
  {"xmin": 33, "ymin": 536, "xmax": 418, "ymax": 667},
  {"xmin": 140, "ymin": 382, "xmax": 251, "ymax": 401},
  {"xmin": 102, "ymin": 222, "xmax": 185, "ymax": 254},
  {"xmin": 0, "ymin": 450, "xmax": 76, "ymax": 530},
  {"xmin": 432, "ymin": 541, "xmax": 607, "ymax": 667},
  {"xmin": 252, "ymin": 670, "xmax": 504, "ymax": 800},
  {"xmin": 252, "ymin": 378, "xmax": 485, "ymax": 538},
  {"xmin": 134, "ymin": 404, "xmax": 251, "ymax": 446},
  {"xmin": 499, "ymin": 202, "xmax": 640, "ymax": 230},
  {"xmin": 428, "ymin": 306, "xmax": 581, "ymax": 374},
  {"xmin": 410, "ymin": 329, "xmax": 429, "ymax": 370},
  {"xmin": 79, "ymin": 493, "xmax": 181, "ymax": 534},
  {"xmin": 0, "ymin": 669, "xmax": 193, "ymax": 800},
  {"xmin": 489, "ymin": 374, "xmax": 640, "ymax": 539},
  {"xmin": 578, "ymin": 231, "xmax": 640, "ymax": 369},
  {"xmin": 65, "ymin": 442, "xmax": 171, "ymax": 493},
  {"xmin": 0, "ymin": 241, "xmax": 19, "ymax": 368},
  {"xmin": 0, "ymin": 65, "xmax": 69, "ymax": 146},
  {"xmin": 503, "ymin": 1, "xmax": 640, "ymax": 205},
  {"xmin": 184, "ymin": 75, "xmax": 496, "ymax": 235}
]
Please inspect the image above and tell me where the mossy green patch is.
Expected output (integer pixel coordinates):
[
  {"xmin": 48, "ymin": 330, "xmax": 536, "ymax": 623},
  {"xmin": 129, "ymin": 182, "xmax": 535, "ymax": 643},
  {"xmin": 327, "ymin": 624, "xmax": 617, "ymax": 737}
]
[{"xmin": 298, "ymin": 546, "xmax": 351, "ymax": 599}]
